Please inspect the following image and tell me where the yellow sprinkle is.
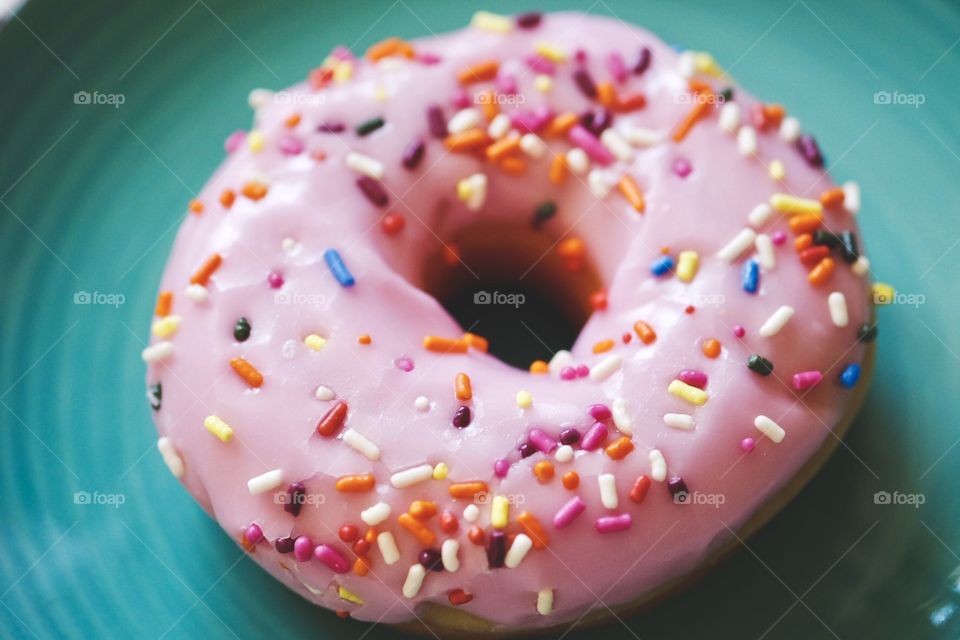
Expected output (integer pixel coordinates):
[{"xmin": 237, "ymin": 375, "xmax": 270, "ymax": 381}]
[
  {"xmin": 338, "ymin": 586, "xmax": 363, "ymax": 605},
  {"xmin": 304, "ymin": 334, "xmax": 327, "ymax": 351},
  {"xmin": 516, "ymin": 390, "xmax": 533, "ymax": 409},
  {"xmin": 768, "ymin": 160, "xmax": 785, "ymax": 181},
  {"xmin": 535, "ymin": 42, "xmax": 567, "ymax": 63},
  {"xmin": 676, "ymin": 250, "xmax": 700, "ymax": 283},
  {"xmin": 534, "ymin": 74, "xmax": 553, "ymax": 93},
  {"xmin": 491, "ymin": 495, "xmax": 509, "ymax": 529},
  {"xmin": 432, "ymin": 462, "xmax": 449, "ymax": 480},
  {"xmin": 456, "ymin": 177, "xmax": 475, "ymax": 201},
  {"xmin": 770, "ymin": 193, "xmax": 823, "ymax": 216},
  {"xmin": 470, "ymin": 10, "xmax": 513, "ymax": 33},
  {"xmin": 374, "ymin": 85, "xmax": 389, "ymax": 102},
  {"xmin": 203, "ymin": 415, "xmax": 234, "ymax": 442},
  {"xmin": 693, "ymin": 51, "xmax": 724, "ymax": 78},
  {"xmin": 247, "ymin": 130, "xmax": 265, "ymax": 153},
  {"xmin": 872, "ymin": 282, "xmax": 895, "ymax": 305},
  {"xmin": 151, "ymin": 315, "xmax": 181, "ymax": 339},
  {"xmin": 667, "ymin": 380, "xmax": 708, "ymax": 406},
  {"xmin": 333, "ymin": 61, "xmax": 353, "ymax": 83}
]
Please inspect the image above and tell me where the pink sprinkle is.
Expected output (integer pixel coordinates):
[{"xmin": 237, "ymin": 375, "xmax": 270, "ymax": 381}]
[
  {"xmin": 524, "ymin": 53, "xmax": 556, "ymax": 75},
  {"xmin": 496, "ymin": 72, "xmax": 518, "ymax": 95},
  {"xmin": 494, "ymin": 458, "xmax": 509, "ymax": 478},
  {"xmin": 574, "ymin": 49, "xmax": 588, "ymax": 64},
  {"xmin": 569, "ymin": 125, "xmax": 615, "ymax": 165},
  {"xmin": 580, "ymin": 422, "xmax": 608, "ymax": 451},
  {"xmin": 576, "ymin": 364, "xmax": 589, "ymax": 378},
  {"xmin": 771, "ymin": 231, "xmax": 787, "ymax": 246},
  {"xmin": 740, "ymin": 437, "xmax": 756, "ymax": 452},
  {"xmin": 224, "ymin": 130, "xmax": 247, "ymax": 153},
  {"xmin": 314, "ymin": 544, "xmax": 349, "ymax": 573},
  {"xmin": 677, "ymin": 369, "xmax": 707, "ymax": 389},
  {"xmin": 328, "ymin": 46, "xmax": 354, "ymax": 62},
  {"xmin": 733, "ymin": 325, "xmax": 746, "ymax": 338},
  {"xmin": 394, "ymin": 356, "xmax": 414, "ymax": 372},
  {"xmin": 419, "ymin": 52, "xmax": 442, "ymax": 65},
  {"xmin": 792, "ymin": 370, "xmax": 823, "ymax": 391},
  {"xmin": 528, "ymin": 428, "xmax": 557, "ymax": 453},
  {"xmin": 553, "ymin": 496, "xmax": 586, "ymax": 529},
  {"xmin": 588, "ymin": 404, "xmax": 611, "ymax": 421},
  {"xmin": 607, "ymin": 52, "xmax": 628, "ymax": 84},
  {"xmin": 293, "ymin": 535, "xmax": 313, "ymax": 562},
  {"xmin": 244, "ymin": 523, "xmax": 263, "ymax": 546},
  {"xmin": 279, "ymin": 135, "xmax": 304, "ymax": 156},
  {"xmin": 267, "ymin": 271, "xmax": 284, "ymax": 289},
  {"xmin": 511, "ymin": 106, "xmax": 554, "ymax": 133},
  {"xmin": 451, "ymin": 88, "xmax": 471, "ymax": 109},
  {"xmin": 672, "ymin": 157, "xmax": 692, "ymax": 178},
  {"xmin": 560, "ymin": 366, "xmax": 577, "ymax": 380},
  {"xmin": 595, "ymin": 514, "xmax": 632, "ymax": 533}
]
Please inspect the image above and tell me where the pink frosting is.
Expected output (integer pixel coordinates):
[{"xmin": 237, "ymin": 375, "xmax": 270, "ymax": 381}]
[{"xmin": 144, "ymin": 13, "xmax": 872, "ymax": 630}]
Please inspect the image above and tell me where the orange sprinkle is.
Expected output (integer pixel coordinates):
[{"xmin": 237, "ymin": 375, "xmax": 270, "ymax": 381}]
[
  {"xmin": 357, "ymin": 334, "xmax": 372, "ymax": 345},
  {"xmin": 557, "ymin": 237, "xmax": 586, "ymax": 260},
  {"xmin": 241, "ymin": 180, "xmax": 268, "ymax": 201},
  {"xmin": 439, "ymin": 511, "xmax": 458, "ymax": 534},
  {"xmin": 789, "ymin": 213, "xmax": 822, "ymax": 235},
  {"xmin": 820, "ymin": 187, "xmax": 845, "ymax": 208},
  {"xmin": 614, "ymin": 92, "xmax": 647, "ymax": 112},
  {"xmin": 284, "ymin": 113, "xmax": 301, "ymax": 128},
  {"xmin": 398, "ymin": 513, "xmax": 436, "ymax": 546},
  {"xmin": 795, "ymin": 233, "xmax": 814, "ymax": 252},
  {"xmin": 448, "ymin": 481, "xmax": 488, "ymax": 499},
  {"xmin": 229, "ymin": 357, "xmax": 263, "ymax": 388},
  {"xmin": 219, "ymin": 189, "xmax": 235, "ymax": 209},
  {"xmin": 442, "ymin": 244, "xmax": 461, "ymax": 267},
  {"xmin": 672, "ymin": 99, "xmax": 712, "ymax": 142},
  {"xmin": 353, "ymin": 555, "xmax": 371, "ymax": 576},
  {"xmin": 633, "ymin": 320, "xmax": 657, "ymax": 344},
  {"xmin": 548, "ymin": 154, "xmax": 568, "ymax": 184},
  {"xmin": 335, "ymin": 474, "xmax": 376, "ymax": 492},
  {"xmin": 457, "ymin": 60, "xmax": 499, "ymax": 84},
  {"xmin": 545, "ymin": 112, "xmax": 579, "ymax": 137},
  {"xmin": 444, "ymin": 128, "xmax": 490, "ymax": 152},
  {"xmin": 364, "ymin": 527, "xmax": 378, "ymax": 545},
  {"xmin": 597, "ymin": 81, "xmax": 617, "ymax": 108},
  {"xmin": 529, "ymin": 360, "xmax": 549, "ymax": 374},
  {"xmin": 605, "ymin": 436, "xmax": 635, "ymax": 460},
  {"xmin": 485, "ymin": 134, "xmax": 520, "ymax": 162},
  {"xmin": 448, "ymin": 589, "xmax": 474, "ymax": 605},
  {"xmin": 366, "ymin": 36, "xmax": 415, "ymax": 61},
  {"xmin": 454, "ymin": 372, "xmax": 472, "ymax": 400},
  {"xmin": 618, "ymin": 175, "xmax": 645, "ymax": 213},
  {"xmin": 154, "ymin": 291, "xmax": 173, "ymax": 317},
  {"xmin": 189, "ymin": 253, "xmax": 221, "ymax": 285},
  {"xmin": 702, "ymin": 338, "xmax": 722, "ymax": 359},
  {"xmin": 762, "ymin": 104, "xmax": 785, "ymax": 126},
  {"xmin": 423, "ymin": 336, "xmax": 469, "ymax": 353},
  {"xmin": 517, "ymin": 511, "xmax": 550, "ymax": 549},
  {"xmin": 499, "ymin": 156, "xmax": 526, "ymax": 176},
  {"xmin": 188, "ymin": 199, "xmax": 204, "ymax": 214},
  {"xmin": 533, "ymin": 460, "xmax": 555, "ymax": 482},
  {"xmin": 463, "ymin": 333, "xmax": 488, "ymax": 352},
  {"xmin": 592, "ymin": 339, "xmax": 615, "ymax": 354},
  {"xmin": 808, "ymin": 257, "xmax": 835, "ymax": 286},
  {"xmin": 478, "ymin": 90, "xmax": 498, "ymax": 121},
  {"xmin": 409, "ymin": 500, "xmax": 438, "ymax": 521},
  {"xmin": 467, "ymin": 526, "xmax": 485, "ymax": 545},
  {"xmin": 562, "ymin": 471, "xmax": 579, "ymax": 490}
]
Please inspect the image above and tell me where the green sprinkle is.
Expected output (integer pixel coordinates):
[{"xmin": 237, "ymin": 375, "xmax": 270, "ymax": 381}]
[
  {"xmin": 234, "ymin": 317, "xmax": 251, "ymax": 342},
  {"xmin": 533, "ymin": 201, "xmax": 557, "ymax": 228},
  {"xmin": 857, "ymin": 322, "xmax": 878, "ymax": 343},
  {"xmin": 719, "ymin": 87, "xmax": 734, "ymax": 103},
  {"xmin": 747, "ymin": 354, "xmax": 774, "ymax": 376},
  {"xmin": 356, "ymin": 117, "xmax": 385, "ymax": 136}
]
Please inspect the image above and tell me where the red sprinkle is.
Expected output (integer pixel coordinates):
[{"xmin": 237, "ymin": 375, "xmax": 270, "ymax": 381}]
[
  {"xmin": 317, "ymin": 400, "xmax": 348, "ymax": 437},
  {"xmin": 629, "ymin": 475, "xmax": 651, "ymax": 503}
]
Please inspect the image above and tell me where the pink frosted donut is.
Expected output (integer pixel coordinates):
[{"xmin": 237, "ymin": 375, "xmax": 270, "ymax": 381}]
[{"xmin": 143, "ymin": 11, "xmax": 876, "ymax": 634}]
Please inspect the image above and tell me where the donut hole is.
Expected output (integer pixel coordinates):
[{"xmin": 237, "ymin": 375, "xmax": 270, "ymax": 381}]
[{"xmin": 422, "ymin": 222, "xmax": 603, "ymax": 370}]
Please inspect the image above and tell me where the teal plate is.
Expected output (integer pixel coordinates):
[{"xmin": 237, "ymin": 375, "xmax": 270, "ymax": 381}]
[{"xmin": 2, "ymin": 0, "xmax": 959, "ymax": 637}]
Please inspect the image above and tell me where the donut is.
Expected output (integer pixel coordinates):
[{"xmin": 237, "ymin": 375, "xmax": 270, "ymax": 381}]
[{"xmin": 143, "ymin": 11, "xmax": 877, "ymax": 635}]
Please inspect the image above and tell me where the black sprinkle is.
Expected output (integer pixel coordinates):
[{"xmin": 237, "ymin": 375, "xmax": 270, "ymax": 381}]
[
  {"xmin": 234, "ymin": 317, "xmax": 251, "ymax": 342},
  {"xmin": 719, "ymin": 87, "xmax": 734, "ymax": 103},
  {"xmin": 747, "ymin": 354, "xmax": 774, "ymax": 376},
  {"xmin": 812, "ymin": 229, "xmax": 840, "ymax": 248},
  {"xmin": 148, "ymin": 383, "xmax": 162, "ymax": 411},
  {"xmin": 356, "ymin": 117, "xmax": 385, "ymax": 137},
  {"xmin": 518, "ymin": 442, "xmax": 537, "ymax": 458},
  {"xmin": 487, "ymin": 531, "xmax": 506, "ymax": 568},
  {"xmin": 516, "ymin": 12, "xmax": 542, "ymax": 29},
  {"xmin": 668, "ymin": 476, "xmax": 689, "ymax": 503},
  {"xmin": 419, "ymin": 549, "xmax": 443, "ymax": 571},
  {"xmin": 840, "ymin": 231, "xmax": 859, "ymax": 263},
  {"xmin": 452, "ymin": 405, "xmax": 472, "ymax": 429},
  {"xmin": 857, "ymin": 322, "xmax": 878, "ymax": 343},
  {"xmin": 797, "ymin": 133, "xmax": 824, "ymax": 167},
  {"xmin": 533, "ymin": 201, "xmax": 557, "ymax": 228}
]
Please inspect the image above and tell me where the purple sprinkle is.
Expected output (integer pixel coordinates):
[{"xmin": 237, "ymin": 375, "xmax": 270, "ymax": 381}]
[
  {"xmin": 487, "ymin": 531, "xmax": 506, "ymax": 568},
  {"xmin": 293, "ymin": 535, "xmax": 313, "ymax": 562},
  {"xmin": 569, "ymin": 125, "xmax": 615, "ymax": 165},
  {"xmin": 668, "ymin": 476, "xmax": 689, "ymax": 503},
  {"xmin": 452, "ymin": 405, "xmax": 472, "ymax": 428},
  {"xmin": 419, "ymin": 549, "xmax": 443, "ymax": 571},
  {"xmin": 516, "ymin": 12, "xmax": 542, "ymax": 29},
  {"xmin": 672, "ymin": 157, "xmax": 692, "ymax": 178},
  {"xmin": 595, "ymin": 513, "xmax": 632, "ymax": 533},
  {"xmin": 224, "ymin": 130, "xmax": 246, "ymax": 153},
  {"xmin": 678, "ymin": 369, "xmax": 708, "ymax": 389},
  {"xmin": 394, "ymin": 356, "xmax": 414, "ymax": 372},
  {"xmin": 559, "ymin": 366, "xmax": 577, "ymax": 380},
  {"xmin": 402, "ymin": 138, "xmax": 425, "ymax": 170},
  {"xmin": 581, "ymin": 108, "xmax": 613, "ymax": 136},
  {"xmin": 451, "ymin": 88, "xmax": 471, "ymax": 109},
  {"xmin": 317, "ymin": 122, "xmax": 346, "ymax": 133},
  {"xmin": 329, "ymin": 45, "xmax": 354, "ymax": 62},
  {"xmin": 740, "ymin": 437, "xmax": 756, "ymax": 452},
  {"xmin": 634, "ymin": 47, "xmax": 652, "ymax": 75},
  {"xmin": 275, "ymin": 536, "xmax": 295, "ymax": 554},
  {"xmin": 573, "ymin": 67, "xmax": 597, "ymax": 99},
  {"xmin": 607, "ymin": 52, "xmax": 628, "ymax": 84},
  {"xmin": 527, "ymin": 428, "xmax": 557, "ymax": 453},
  {"xmin": 771, "ymin": 230, "xmax": 787, "ymax": 245},
  {"xmin": 427, "ymin": 105, "xmax": 447, "ymax": 138},
  {"xmin": 279, "ymin": 135, "xmax": 304, "ymax": 155},
  {"xmin": 284, "ymin": 482, "xmax": 305, "ymax": 516},
  {"xmin": 553, "ymin": 496, "xmax": 586, "ymax": 529},
  {"xmin": 576, "ymin": 364, "xmax": 589, "ymax": 378},
  {"xmin": 573, "ymin": 49, "xmax": 588, "ymax": 64},
  {"xmin": 244, "ymin": 523, "xmax": 263, "ymax": 545},
  {"xmin": 589, "ymin": 404, "xmax": 611, "ymax": 421},
  {"xmin": 558, "ymin": 428, "xmax": 581, "ymax": 445},
  {"xmin": 733, "ymin": 325, "xmax": 746, "ymax": 338},
  {"xmin": 419, "ymin": 52, "xmax": 442, "ymax": 65},
  {"xmin": 797, "ymin": 133, "xmax": 824, "ymax": 167},
  {"xmin": 314, "ymin": 544, "xmax": 349, "ymax": 573},
  {"xmin": 524, "ymin": 53, "xmax": 556, "ymax": 75},
  {"xmin": 356, "ymin": 176, "xmax": 388, "ymax": 207},
  {"xmin": 494, "ymin": 458, "xmax": 510, "ymax": 477},
  {"xmin": 267, "ymin": 271, "xmax": 284, "ymax": 289},
  {"xmin": 518, "ymin": 442, "xmax": 537, "ymax": 459},
  {"xmin": 581, "ymin": 422, "xmax": 608, "ymax": 451}
]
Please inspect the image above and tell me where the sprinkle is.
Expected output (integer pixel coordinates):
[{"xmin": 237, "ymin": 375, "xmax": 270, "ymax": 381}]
[
  {"xmin": 843, "ymin": 181, "xmax": 861, "ymax": 214},
  {"xmin": 375, "ymin": 531, "xmax": 400, "ymax": 565},
  {"xmin": 398, "ymin": 513, "xmax": 437, "ymax": 546},
  {"xmin": 534, "ymin": 41, "xmax": 566, "ymax": 62},
  {"xmin": 356, "ymin": 176, "xmax": 388, "ymax": 207},
  {"xmin": 630, "ymin": 475, "xmax": 651, "ymax": 503},
  {"xmin": 718, "ymin": 102, "xmax": 740, "ymax": 133},
  {"xmin": 324, "ymin": 249, "xmax": 356, "ymax": 287},
  {"xmin": 456, "ymin": 173, "xmax": 488, "ymax": 211},
  {"xmin": 457, "ymin": 60, "xmax": 499, "ymax": 84},
  {"xmin": 313, "ymin": 544, "xmax": 349, "ymax": 574},
  {"xmin": 589, "ymin": 354, "xmax": 622, "ymax": 382},
  {"xmin": 605, "ymin": 437, "xmax": 634, "ymax": 460},
  {"xmin": 572, "ymin": 67, "xmax": 597, "ymax": 98},
  {"xmin": 612, "ymin": 398, "xmax": 634, "ymax": 435},
  {"xmin": 230, "ymin": 357, "xmax": 263, "ymax": 387},
  {"xmin": 840, "ymin": 363, "xmax": 861, "ymax": 388},
  {"xmin": 595, "ymin": 513, "xmax": 632, "ymax": 533},
  {"xmin": 554, "ymin": 445, "xmax": 574, "ymax": 463},
  {"xmin": 840, "ymin": 231, "xmax": 859, "ymax": 263},
  {"xmin": 667, "ymin": 380, "xmax": 708, "ymax": 406},
  {"xmin": 432, "ymin": 463, "xmax": 449, "ymax": 480},
  {"xmin": 231, "ymin": 317, "xmax": 251, "ymax": 342},
  {"xmin": 142, "ymin": 341, "xmax": 174, "ymax": 363},
  {"xmin": 487, "ymin": 113, "xmax": 511, "ymax": 140},
  {"xmin": 387, "ymin": 464, "xmax": 433, "ymax": 489},
  {"xmin": 536, "ymin": 587, "xmax": 554, "ymax": 616},
  {"xmin": 808, "ymin": 257, "xmax": 835, "ymax": 286},
  {"xmin": 316, "ymin": 121, "xmax": 346, "ymax": 133},
  {"xmin": 366, "ymin": 36, "xmax": 415, "ymax": 61},
  {"xmin": 570, "ymin": 125, "xmax": 614, "ymax": 165},
  {"xmin": 668, "ymin": 476, "xmax": 690, "ymax": 503},
  {"xmin": 755, "ymin": 234, "xmax": 776, "ymax": 270},
  {"xmin": 677, "ymin": 370, "xmax": 705, "ymax": 388},
  {"xmin": 452, "ymin": 405, "xmax": 472, "ymax": 428},
  {"xmin": 504, "ymin": 533, "xmax": 533, "ymax": 569},
  {"xmin": 852, "ymin": 256, "xmax": 871, "ymax": 277},
  {"xmin": 664, "ymin": 413, "xmax": 696, "ymax": 430},
  {"xmin": 189, "ymin": 253, "xmax": 222, "ymax": 286},
  {"xmin": 448, "ymin": 107, "xmax": 482, "ymax": 134},
  {"xmin": 771, "ymin": 193, "xmax": 822, "ymax": 216},
  {"xmin": 793, "ymin": 370, "xmax": 823, "ymax": 391},
  {"xmin": 338, "ymin": 586, "xmax": 363, "ymax": 605},
  {"xmin": 304, "ymin": 334, "xmax": 327, "ymax": 351},
  {"xmin": 423, "ymin": 336, "xmax": 469, "ymax": 353},
  {"xmin": 345, "ymin": 151, "xmax": 384, "ymax": 179},
  {"xmin": 701, "ymin": 338, "xmax": 721, "ymax": 358},
  {"xmin": 758, "ymin": 305, "xmax": 795, "ymax": 337},
  {"xmin": 335, "ymin": 474, "xmax": 375, "ymax": 492},
  {"xmin": 414, "ymin": 396, "xmax": 430, "ymax": 411},
  {"xmin": 360, "ymin": 502, "xmax": 391, "ymax": 526},
  {"xmin": 313, "ymin": 400, "xmax": 348, "ymax": 437},
  {"xmin": 355, "ymin": 117, "xmax": 385, "ymax": 136},
  {"xmin": 516, "ymin": 390, "xmax": 533, "ymax": 409},
  {"xmin": 315, "ymin": 385, "xmax": 335, "ymax": 401},
  {"xmin": 733, "ymin": 325, "xmax": 746, "ymax": 338},
  {"xmin": 489, "ymin": 495, "xmax": 510, "ymax": 529},
  {"xmin": 581, "ymin": 422, "xmax": 609, "ymax": 451},
  {"xmin": 553, "ymin": 496, "xmax": 586, "ymax": 528},
  {"xmin": 247, "ymin": 468, "xmax": 283, "ymax": 495},
  {"xmin": 449, "ymin": 482, "xmax": 488, "ymax": 499},
  {"xmin": 673, "ymin": 96, "xmax": 712, "ymax": 142},
  {"xmin": 755, "ymin": 415, "xmax": 786, "ymax": 443},
  {"xmin": 649, "ymin": 449, "xmax": 667, "ymax": 482},
  {"xmin": 157, "ymin": 437, "xmax": 184, "ymax": 478},
  {"xmin": 717, "ymin": 228, "xmax": 757, "ymax": 262},
  {"xmin": 471, "ymin": 10, "xmax": 513, "ymax": 32},
  {"xmin": 203, "ymin": 415, "xmax": 234, "ymax": 442},
  {"xmin": 737, "ymin": 126, "xmax": 757, "ymax": 155},
  {"xmin": 454, "ymin": 372, "xmax": 472, "ymax": 400},
  {"xmin": 401, "ymin": 563, "xmax": 427, "ymax": 599},
  {"xmin": 747, "ymin": 354, "xmax": 775, "ymax": 376},
  {"xmin": 618, "ymin": 175, "xmax": 645, "ymax": 212},
  {"xmin": 147, "ymin": 383, "xmax": 162, "ymax": 411},
  {"xmin": 598, "ymin": 473, "xmax": 619, "ymax": 508},
  {"xmin": 342, "ymin": 429, "xmax": 380, "ymax": 461},
  {"xmin": 779, "ymin": 116, "xmax": 801, "ymax": 142},
  {"xmin": 293, "ymin": 535, "xmax": 313, "ymax": 562},
  {"xmin": 741, "ymin": 259, "xmax": 760, "ymax": 294},
  {"xmin": 676, "ymin": 250, "xmax": 699, "ymax": 282},
  {"xmin": 485, "ymin": 530, "xmax": 506, "ymax": 568},
  {"xmin": 827, "ymin": 292, "xmax": 849, "ymax": 327},
  {"xmin": 154, "ymin": 291, "xmax": 173, "ymax": 317},
  {"xmin": 184, "ymin": 284, "xmax": 208, "ymax": 302},
  {"xmin": 797, "ymin": 133, "xmax": 824, "ymax": 167},
  {"xmin": 650, "ymin": 255, "xmax": 674, "ymax": 276}
]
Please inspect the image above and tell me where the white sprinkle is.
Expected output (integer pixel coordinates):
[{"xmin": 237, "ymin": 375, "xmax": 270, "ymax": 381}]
[
  {"xmin": 536, "ymin": 588, "xmax": 554, "ymax": 615},
  {"xmin": 748, "ymin": 202, "xmax": 775, "ymax": 227},
  {"xmin": 184, "ymin": 284, "xmax": 209, "ymax": 302},
  {"xmin": 758, "ymin": 305, "xmax": 795, "ymax": 337},
  {"xmin": 247, "ymin": 88, "xmax": 273, "ymax": 109},
  {"xmin": 281, "ymin": 237, "xmax": 297, "ymax": 252},
  {"xmin": 548, "ymin": 349, "xmax": 573, "ymax": 375},
  {"xmin": 520, "ymin": 133, "xmax": 546, "ymax": 158},
  {"xmin": 588, "ymin": 169, "xmax": 615, "ymax": 198},
  {"xmin": 504, "ymin": 533, "xmax": 533, "ymax": 569},
  {"xmin": 487, "ymin": 113, "xmax": 512, "ymax": 139},
  {"xmin": 157, "ymin": 437, "xmax": 184, "ymax": 478},
  {"xmin": 600, "ymin": 128, "xmax": 633, "ymax": 162},
  {"xmin": 457, "ymin": 173, "xmax": 488, "ymax": 211},
  {"xmin": 649, "ymin": 449, "xmax": 667, "ymax": 482},
  {"xmin": 414, "ymin": 396, "xmax": 430, "ymax": 411},
  {"xmin": 737, "ymin": 126, "xmax": 758, "ymax": 156},
  {"xmin": 852, "ymin": 255, "xmax": 870, "ymax": 277},
  {"xmin": 554, "ymin": 444, "xmax": 574, "ymax": 463},
  {"xmin": 755, "ymin": 233, "xmax": 776, "ymax": 270},
  {"xmin": 342, "ymin": 429, "xmax": 381, "ymax": 461},
  {"xmin": 718, "ymin": 101, "xmax": 741, "ymax": 133},
  {"xmin": 677, "ymin": 50, "xmax": 696, "ymax": 77},
  {"xmin": 377, "ymin": 531, "xmax": 400, "ymax": 565},
  {"xmin": 345, "ymin": 152, "xmax": 385, "ymax": 179},
  {"xmin": 612, "ymin": 398, "xmax": 633, "ymax": 436},
  {"xmin": 447, "ymin": 107, "xmax": 482, "ymax": 134},
  {"xmin": 598, "ymin": 473, "xmax": 618, "ymax": 509},
  {"xmin": 717, "ymin": 228, "xmax": 757, "ymax": 262},
  {"xmin": 565, "ymin": 147, "xmax": 589, "ymax": 174},
  {"xmin": 463, "ymin": 504, "xmax": 480, "ymax": 523},
  {"xmin": 441, "ymin": 538, "xmax": 460, "ymax": 572},
  {"xmin": 589, "ymin": 354, "xmax": 622, "ymax": 382},
  {"xmin": 779, "ymin": 116, "xmax": 801, "ymax": 143},
  {"xmin": 663, "ymin": 413, "xmax": 696, "ymax": 430},
  {"xmin": 620, "ymin": 125, "xmax": 662, "ymax": 147},
  {"xmin": 141, "ymin": 341, "xmax": 173, "ymax": 363},
  {"xmin": 315, "ymin": 385, "xmax": 335, "ymax": 401},
  {"xmin": 402, "ymin": 563, "xmax": 427, "ymax": 598},
  {"xmin": 755, "ymin": 415, "xmax": 786, "ymax": 443},
  {"xmin": 360, "ymin": 502, "xmax": 391, "ymax": 526},
  {"xmin": 843, "ymin": 181, "xmax": 861, "ymax": 214},
  {"xmin": 247, "ymin": 468, "xmax": 283, "ymax": 495},
  {"xmin": 828, "ymin": 292, "xmax": 849, "ymax": 327},
  {"xmin": 390, "ymin": 463, "xmax": 433, "ymax": 488}
]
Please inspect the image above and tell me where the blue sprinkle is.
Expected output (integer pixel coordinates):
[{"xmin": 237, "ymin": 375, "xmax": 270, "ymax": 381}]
[
  {"xmin": 651, "ymin": 255, "xmax": 674, "ymax": 277},
  {"xmin": 839, "ymin": 363, "xmax": 860, "ymax": 388},
  {"xmin": 741, "ymin": 259, "xmax": 759, "ymax": 294},
  {"xmin": 324, "ymin": 249, "xmax": 355, "ymax": 287}
]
